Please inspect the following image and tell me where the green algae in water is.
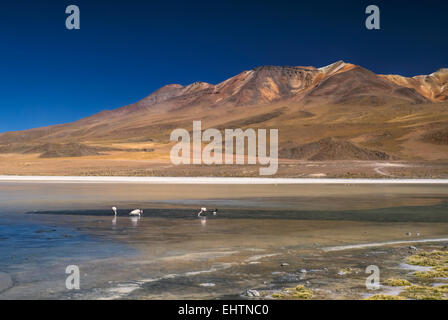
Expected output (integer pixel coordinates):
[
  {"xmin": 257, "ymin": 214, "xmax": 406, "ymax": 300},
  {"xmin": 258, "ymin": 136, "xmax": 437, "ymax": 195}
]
[
  {"xmin": 365, "ymin": 294, "xmax": 406, "ymax": 300},
  {"xmin": 365, "ymin": 249, "xmax": 448, "ymax": 300},
  {"xmin": 407, "ymin": 250, "xmax": 448, "ymax": 282},
  {"xmin": 400, "ymin": 285, "xmax": 448, "ymax": 300},
  {"xmin": 383, "ymin": 278, "xmax": 411, "ymax": 287},
  {"xmin": 406, "ymin": 250, "xmax": 448, "ymax": 267},
  {"xmin": 414, "ymin": 268, "xmax": 448, "ymax": 280},
  {"xmin": 272, "ymin": 285, "xmax": 313, "ymax": 300}
]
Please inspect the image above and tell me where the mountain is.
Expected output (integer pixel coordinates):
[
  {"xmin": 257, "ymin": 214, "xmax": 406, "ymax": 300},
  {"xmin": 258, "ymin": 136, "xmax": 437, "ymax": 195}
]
[
  {"xmin": 380, "ymin": 68, "xmax": 448, "ymax": 102},
  {"xmin": 1, "ymin": 61, "xmax": 448, "ymax": 172},
  {"xmin": 280, "ymin": 138, "xmax": 391, "ymax": 161}
]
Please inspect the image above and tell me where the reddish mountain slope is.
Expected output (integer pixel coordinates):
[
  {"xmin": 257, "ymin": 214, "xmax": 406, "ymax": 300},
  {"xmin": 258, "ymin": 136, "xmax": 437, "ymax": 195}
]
[{"xmin": 0, "ymin": 61, "xmax": 447, "ymax": 162}]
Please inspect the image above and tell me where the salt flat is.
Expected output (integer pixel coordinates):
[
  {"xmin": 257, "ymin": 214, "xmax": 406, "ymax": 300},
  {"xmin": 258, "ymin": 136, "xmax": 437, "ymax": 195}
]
[{"xmin": 1, "ymin": 175, "xmax": 448, "ymax": 184}]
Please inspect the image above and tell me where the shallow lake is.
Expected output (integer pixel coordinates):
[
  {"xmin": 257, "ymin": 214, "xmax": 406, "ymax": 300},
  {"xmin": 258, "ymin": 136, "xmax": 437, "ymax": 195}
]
[{"xmin": 0, "ymin": 182, "xmax": 447, "ymax": 299}]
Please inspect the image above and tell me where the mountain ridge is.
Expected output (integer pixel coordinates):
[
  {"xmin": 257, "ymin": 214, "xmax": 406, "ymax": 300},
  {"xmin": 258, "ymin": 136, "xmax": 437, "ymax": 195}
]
[
  {"xmin": 97, "ymin": 61, "xmax": 445, "ymax": 116},
  {"xmin": 72, "ymin": 61, "xmax": 447, "ymax": 121},
  {"xmin": 1, "ymin": 61, "xmax": 447, "ymax": 165}
]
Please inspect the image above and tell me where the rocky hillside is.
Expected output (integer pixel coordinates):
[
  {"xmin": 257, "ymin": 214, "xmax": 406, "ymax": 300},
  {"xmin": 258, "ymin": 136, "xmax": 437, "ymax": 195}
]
[{"xmin": 0, "ymin": 61, "xmax": 447, "ymax": 161}]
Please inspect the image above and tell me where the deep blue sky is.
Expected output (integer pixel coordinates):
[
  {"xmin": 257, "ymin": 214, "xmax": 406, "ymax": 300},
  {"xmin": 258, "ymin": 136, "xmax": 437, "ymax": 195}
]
[{"xmin": 0, "ymin": 0, "xmax": 447, "ymax": 133}]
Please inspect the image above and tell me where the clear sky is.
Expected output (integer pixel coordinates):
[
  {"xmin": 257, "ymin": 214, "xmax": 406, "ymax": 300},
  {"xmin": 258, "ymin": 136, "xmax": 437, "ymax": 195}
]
[{"xmin": 0, "ymin": 0, "xmax": 446, "ymax": 133}]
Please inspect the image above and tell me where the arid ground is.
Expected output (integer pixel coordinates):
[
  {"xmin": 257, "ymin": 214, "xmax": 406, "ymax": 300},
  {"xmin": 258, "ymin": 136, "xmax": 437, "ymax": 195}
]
[{"xmin": 1, "ymin": 155, "xmax": 448, "ymax": 178}]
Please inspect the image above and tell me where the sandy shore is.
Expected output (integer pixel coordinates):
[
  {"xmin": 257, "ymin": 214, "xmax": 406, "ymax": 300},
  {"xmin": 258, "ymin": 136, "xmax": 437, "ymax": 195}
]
[
  {"xmin": 323, "ymin": 238, "xmax": 448, "ymax": 252},
  {"xmin": 1, "ymin": 175, "xmax": 448, "ymax": 184}
]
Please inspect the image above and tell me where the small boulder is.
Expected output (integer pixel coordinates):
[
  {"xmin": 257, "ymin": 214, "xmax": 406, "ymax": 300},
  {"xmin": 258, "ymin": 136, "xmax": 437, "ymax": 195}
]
[
  {"xmin": 199, "ymin": 283, "xmax": 216, "ymax": 287},
  {"xmin": 245, "ymin": 289, "xmax": 260, "ymax": 297},
  {"xmin": 0, "ymin": 272, "xmax": 13, "ymax": 292}
]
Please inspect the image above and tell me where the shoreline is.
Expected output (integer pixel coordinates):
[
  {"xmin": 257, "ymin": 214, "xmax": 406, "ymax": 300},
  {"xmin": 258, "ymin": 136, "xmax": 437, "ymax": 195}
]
[
  {"xmin": 1, "ymin": 175, "xmax": 448, "ymax": 184},
  {"xmin": 0, "ymin": 175, "xmax": 448, "ymax": 185},
  {"xmin": 323, "ymin": 237, "xmax": 448, "ymax": 252}
]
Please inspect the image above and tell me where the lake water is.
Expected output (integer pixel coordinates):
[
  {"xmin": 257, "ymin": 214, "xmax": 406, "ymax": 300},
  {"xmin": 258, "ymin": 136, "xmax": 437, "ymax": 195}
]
[{"xmin": 1, "ymin": 182, "xmax": 448, "ymax": 299}]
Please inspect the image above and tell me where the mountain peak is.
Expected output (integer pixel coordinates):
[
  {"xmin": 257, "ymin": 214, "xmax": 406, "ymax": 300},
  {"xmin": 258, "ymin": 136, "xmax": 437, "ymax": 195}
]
[
  {"xmin": 320, "ymin": 60, "xmax": 346, "ymax": 68},
  {"xmin": 156, "ymin": 83, "xmax": 184, "ymax": 91},
  {"xmin": 183, "ymin": 81, "xmax": 213, "ymax": 92},
  {"xmin": 134, "ymin": 83, "xmax": 185, "ymax": 108},
  {"xmin": 318, "ymin": 60, "xmax": 357, "ymax": 74},
  {"xmin": 252, "ymin": 65, "xmax": 316, "ymax": 72},
  {"xmin": 381, "ymin": 67, "xmax": 448, "ymax": 102},
  {"xmin": 432, "ymin": 68, "xmax": 448, "ymax": 77}
]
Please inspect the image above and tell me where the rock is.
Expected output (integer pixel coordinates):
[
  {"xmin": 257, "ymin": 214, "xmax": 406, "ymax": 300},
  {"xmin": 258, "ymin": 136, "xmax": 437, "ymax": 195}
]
[
  {"xmin": 416, "ymin": 232, "xmax": 420, "ymax": 236},
  {"xmin": 245, "ymin": 289, "xmax": 260, "ymax": 297},
  {"xmin": 199, "ymin": 283, "xmax": 216, "ymax": 287},
  {"xmin": 0, "ymin": 272, "xmax": 13, "ymax": 292},
  {"xmin": 406, "ymin": 232, "xmax": 412, "ymax": 236},
  {"xmin": 300, "ymin": 269, "xmax": 307, "ymax": 273},
  {"xmin": 279, "ymin": 273, "xmax": 305, "ymax": 282},
  {"xmin": 280, "ymin": 263, "xmax": 289, "ymax": 267},
  {"xmin": 338, "ymin": 267, "xmax": 354, "ymax": 276}
]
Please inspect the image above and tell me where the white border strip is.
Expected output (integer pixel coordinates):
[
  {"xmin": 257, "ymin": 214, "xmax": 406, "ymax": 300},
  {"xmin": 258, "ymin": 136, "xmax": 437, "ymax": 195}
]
[{"xmin": 1, "ymin": 176, "xmax": 448, "ymax": 184}]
